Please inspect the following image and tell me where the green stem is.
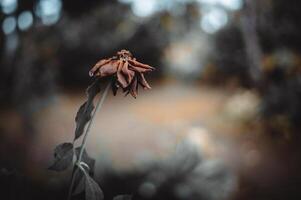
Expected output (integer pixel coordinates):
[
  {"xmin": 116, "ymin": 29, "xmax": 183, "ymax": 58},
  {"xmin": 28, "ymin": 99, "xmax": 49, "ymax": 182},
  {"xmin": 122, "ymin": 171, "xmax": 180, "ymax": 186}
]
[
  {"xmin": 78, "ymin": 82, "xmax": 111, "ymax": 162},
  {"xmin": 67, "ymin": 82, "xmax": 111, "ymax": 200}
]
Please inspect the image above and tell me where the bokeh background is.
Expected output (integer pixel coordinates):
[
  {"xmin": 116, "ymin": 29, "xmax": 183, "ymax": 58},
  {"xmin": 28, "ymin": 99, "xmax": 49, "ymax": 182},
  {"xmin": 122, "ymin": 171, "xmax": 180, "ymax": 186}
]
[{"xmin": 1, "ymin": 0, "xmax": 301, "ymax": 199}]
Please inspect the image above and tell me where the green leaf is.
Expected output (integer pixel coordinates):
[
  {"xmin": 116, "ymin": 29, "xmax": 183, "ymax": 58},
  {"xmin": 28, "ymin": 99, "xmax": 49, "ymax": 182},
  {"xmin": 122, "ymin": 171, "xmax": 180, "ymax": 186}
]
[
  {"xmin": 85, "ymin": 173, "xmax": 104, "ymax": 200},
  {"xmin": 72, "ymin": 170, "xmax": 85, "ymax": 196},
  {"xmin": 87, "ymin": 79, "xmax": 101, "ymax": 98},
  {"xmin": 75, "ymin": 147, "xmax": 96, "ymax": 175},
  {"xmin": 75, "ymin": 101, "xmax": 94, "ymax": 140},
  {"xmin": 72, "ymin": 148, "xmax": 96, "ymax": 197},
  {"xmin": 48, "ymin": 143, "xmax": 73, "ymax": 171},
  {"xmin": 71, "ymin": 163, "xmax": 104, "ymax": 200},
  {"xmin": 74, "ymin": 80, "xmax": 100, "ymax": 140},
  {"xmin": 113, "ymin": 195, "xmax": 132, "ymax": 200}
]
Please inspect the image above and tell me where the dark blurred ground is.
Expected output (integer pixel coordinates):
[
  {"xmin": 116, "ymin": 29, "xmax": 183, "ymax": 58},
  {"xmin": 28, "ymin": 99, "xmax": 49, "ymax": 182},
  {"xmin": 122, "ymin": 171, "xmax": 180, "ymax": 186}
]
[{"xmin": 1, "ymin": 0, "xmax": 301, "ymax": 200}]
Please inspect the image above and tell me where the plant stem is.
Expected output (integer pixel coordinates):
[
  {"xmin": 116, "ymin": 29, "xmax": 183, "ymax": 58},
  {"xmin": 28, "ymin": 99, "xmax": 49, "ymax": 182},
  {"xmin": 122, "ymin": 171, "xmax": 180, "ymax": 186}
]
[
  {"xmin": 67, "ymin": 81, "xmax": 111, "ymax": 200},
  {"xmin": 78, "ymin": 82, "xmax": 111, "ymax": 161}
]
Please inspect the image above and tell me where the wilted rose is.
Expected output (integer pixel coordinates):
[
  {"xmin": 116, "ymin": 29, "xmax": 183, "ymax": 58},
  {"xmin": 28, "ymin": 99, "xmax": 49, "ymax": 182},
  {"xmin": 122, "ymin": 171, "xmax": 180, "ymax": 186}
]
[{"xmin": 89, "ymin": 50, "xmax": 155, "ymax": 98}]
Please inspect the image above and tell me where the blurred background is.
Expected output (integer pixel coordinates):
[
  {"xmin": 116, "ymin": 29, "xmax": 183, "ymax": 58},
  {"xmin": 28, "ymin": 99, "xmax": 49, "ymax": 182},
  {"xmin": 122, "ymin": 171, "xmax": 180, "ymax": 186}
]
[{"xmin": 1, "ymin": 0, "xmax": 301, "ymax": 199}]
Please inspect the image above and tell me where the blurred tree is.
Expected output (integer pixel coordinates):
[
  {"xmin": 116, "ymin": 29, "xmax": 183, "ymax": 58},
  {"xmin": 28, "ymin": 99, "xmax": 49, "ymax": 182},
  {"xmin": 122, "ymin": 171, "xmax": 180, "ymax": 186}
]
[{"xmin": 210, "ymin": 0, "xmax": 301, "ymax": 137}]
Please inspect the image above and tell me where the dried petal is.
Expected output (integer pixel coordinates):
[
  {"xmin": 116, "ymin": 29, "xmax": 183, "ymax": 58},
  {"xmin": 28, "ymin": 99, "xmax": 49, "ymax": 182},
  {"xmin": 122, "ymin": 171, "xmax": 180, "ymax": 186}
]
[
  {"xmin": 89, "ymin": 58, "xmax": 112, "ymax": 76},
  {"xmin": 121, "ymin": 61, "xmax": 134, "ymax": 83},
  {"xmin": 99, "ymin": 60, "xmax": 119, "ymax": 77},
  {"xmin": 96, "ymin": 58, "xmax": 112, "ymax": 67},
  {"xmin": 130, "ymin": 76, "xmax": 138, "ymax": 98},
  {"xmin": 138, "ymin": 73, "xmax": 151, "ymax": 89},
  {"xmin": 116, "ymin": 61, "xmax": 128, "ymax": 88},
  {"xmin": 128, "ymin": 63, "xmax": 152, "ymax": 73},
  {"xmin": 128, "ymin": 60, "xmax": 155, "ymax": 70},
  {"xmin": 90, "ymin": 50, "xmax": 155, "ymax": 98}
]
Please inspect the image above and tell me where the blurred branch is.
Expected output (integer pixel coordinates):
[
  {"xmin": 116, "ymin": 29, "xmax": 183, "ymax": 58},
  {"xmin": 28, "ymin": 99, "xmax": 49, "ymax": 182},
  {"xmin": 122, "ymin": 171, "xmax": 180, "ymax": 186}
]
[{"xmin": 240, "ymin": 0, "xmax": 263, "ymax": 86}]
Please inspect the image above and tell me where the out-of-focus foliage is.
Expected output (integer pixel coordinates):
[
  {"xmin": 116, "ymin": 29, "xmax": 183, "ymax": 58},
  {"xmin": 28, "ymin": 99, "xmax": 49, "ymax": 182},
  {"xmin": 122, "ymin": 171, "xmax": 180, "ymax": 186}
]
[{"xmin": 206, "ymin": 0, "xmax": 301, "ymax": 137}]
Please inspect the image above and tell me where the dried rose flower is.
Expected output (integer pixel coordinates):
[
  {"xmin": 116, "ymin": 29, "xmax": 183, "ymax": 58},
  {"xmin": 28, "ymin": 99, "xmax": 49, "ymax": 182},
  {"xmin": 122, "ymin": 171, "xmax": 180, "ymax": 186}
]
[{"xmin": 89, "ymin": 50, "xmax": 155, "ymax": 98}]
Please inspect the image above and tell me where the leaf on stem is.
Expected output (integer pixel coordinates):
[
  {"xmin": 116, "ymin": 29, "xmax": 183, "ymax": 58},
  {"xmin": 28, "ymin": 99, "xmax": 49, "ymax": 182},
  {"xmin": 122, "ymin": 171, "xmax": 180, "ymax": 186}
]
[
  {"xmin": 85, "ymin": 174, "xmax": 104, "ymax": 200},
  {"xmin": 76, "ymin": 163, "xmax": 104, "ymax": 200},
  {"xmin": 87, "ymin": 79, "xmax": 101, "ymax": 99},
  {"xmin": 75, "ymin": 101, "xmax": 94, "ymax": 140},
  {"xmin": 72, "ymin": 148, "xmax": 96, "ymax": 196},
  {"xmin": 72, "ymin": 169, "xmax": 85, "ymax": 196},
  {"xmin": 75, "ymin": 147, "xmax": 96, "ymax": 175},
  {"xmin": 74, "ymin": 80, "xmax": 101, "ymax": 140},
  {"xmin": 73, "ymin": 160, "xmax": 102, "ymax": 199},
  {"xmin": 48, "ymin": 143, "xmax": 73, "ymax": 171}
]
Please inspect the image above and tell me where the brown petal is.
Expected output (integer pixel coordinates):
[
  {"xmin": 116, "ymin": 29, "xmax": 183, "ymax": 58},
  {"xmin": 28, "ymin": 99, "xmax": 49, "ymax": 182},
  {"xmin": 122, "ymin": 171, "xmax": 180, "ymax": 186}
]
[
  {"xmin": 128, "ymin": 60, "xmax": 155, "ymax": 70},
  {"xmin": 123, "ymin": 84, "xmax": 131, "ymax": 96},
  {"xmin": 128, "ymin": 63, "xmax": 152, "ymax": 73},
  {"xmin": 89, "ymin": 58, "xmax": 112, "ymax": 76},
  {"xmin": 96, "ymin": 58, "xmax": 112, "ymax": 67},
  {"xmin": 130, "ymin": 76, "xmax": 138, "ymax": 98},
  {"xmin": 117, "ymin": 61, "xmax": 129, "ymax": 88},
  {"xmin": 122, "ymin": 61, "xmax": 135, "ymax": 83},
  {"xmin": 128, "ymin": 70, "xmax": 135, "ymax": 83},
  {"xmin": 138, "ymin": 73, "xmax": 151, "ymax": 89},
  {"xmin": 98, "ymin": 60, "xmax": 119, "ymax": 77}
]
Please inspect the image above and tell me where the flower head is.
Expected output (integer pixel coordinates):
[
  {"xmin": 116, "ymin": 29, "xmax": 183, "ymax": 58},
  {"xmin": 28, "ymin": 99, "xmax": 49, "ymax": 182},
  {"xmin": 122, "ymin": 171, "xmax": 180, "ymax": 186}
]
[{"xmin": 89, "ymin": 50, "xmax": 155, "ymax": 98}]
